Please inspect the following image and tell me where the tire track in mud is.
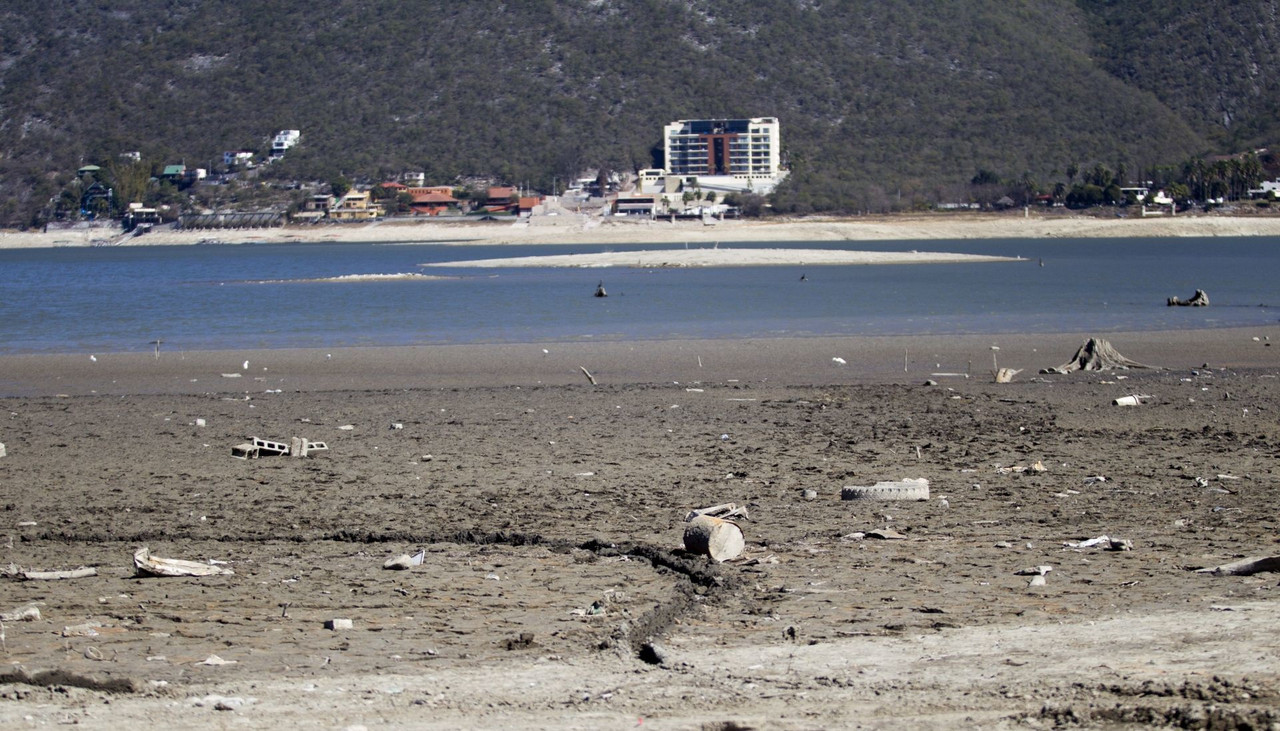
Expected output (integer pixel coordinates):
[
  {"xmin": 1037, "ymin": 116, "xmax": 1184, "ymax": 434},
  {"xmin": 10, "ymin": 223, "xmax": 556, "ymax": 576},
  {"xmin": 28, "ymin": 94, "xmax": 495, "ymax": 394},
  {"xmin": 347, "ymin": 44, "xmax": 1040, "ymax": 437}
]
[{"xmin": 20, "ymin": 527, "xmax": 742, "ymax": 662}]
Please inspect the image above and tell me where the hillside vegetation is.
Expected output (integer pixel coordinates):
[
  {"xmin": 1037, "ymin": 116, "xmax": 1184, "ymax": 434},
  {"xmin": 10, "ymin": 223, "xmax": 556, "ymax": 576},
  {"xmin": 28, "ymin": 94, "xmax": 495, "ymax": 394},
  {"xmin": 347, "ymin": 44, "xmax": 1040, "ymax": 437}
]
[{"xmin": 1, "ymin": 0, "xmax": 1278, "ymax": 226}]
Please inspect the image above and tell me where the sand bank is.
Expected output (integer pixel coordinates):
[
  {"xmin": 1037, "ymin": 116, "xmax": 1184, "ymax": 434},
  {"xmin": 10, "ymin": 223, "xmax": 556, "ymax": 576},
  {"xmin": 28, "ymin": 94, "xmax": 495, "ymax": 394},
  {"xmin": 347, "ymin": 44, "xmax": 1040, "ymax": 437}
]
[
  {"xmin": 6, "ymin": 210, "xmax": 1280, "ymax": 250},
  {"xmin": 423, "ymin": 247, "xmax": 1022, "ymax": 268}
]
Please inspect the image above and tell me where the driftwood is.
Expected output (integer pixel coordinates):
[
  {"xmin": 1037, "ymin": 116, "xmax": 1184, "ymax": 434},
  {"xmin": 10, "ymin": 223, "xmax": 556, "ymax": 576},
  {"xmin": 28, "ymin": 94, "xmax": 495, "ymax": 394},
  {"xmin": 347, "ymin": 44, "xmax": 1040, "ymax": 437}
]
[
  {"xmin": 1168, "ymin": 289, "xmax": 1209, "ymax": 307},
  {"xmin": 18, "ymin": 567, "xmax": 97, "ymax": 581},
  {"xmin": 683, "ymin": 515, "xmax": 745, "ymax": 562},
  {"xmin": 1196, "ymin": 555, "xmax": 1280, "ymax": 576},
  {"xmin": 133, "ymin": 547, "xmax": 233, "ymax": 577},
  {"xmin": 1041, "ymin": 337, "xmax": 1155, "ymax": 374},
  {"xmin": 994, "ymin": 367, "xmax": 1022, "ymax": 383}
]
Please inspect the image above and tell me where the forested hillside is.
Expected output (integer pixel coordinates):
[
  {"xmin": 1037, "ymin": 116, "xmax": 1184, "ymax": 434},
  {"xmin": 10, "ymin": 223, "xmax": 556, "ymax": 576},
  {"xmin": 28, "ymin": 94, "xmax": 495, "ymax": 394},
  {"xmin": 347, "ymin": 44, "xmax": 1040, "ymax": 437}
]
[{"xmin": 1, "ymin": 0, "xmax": 1277, "ymax": 226}]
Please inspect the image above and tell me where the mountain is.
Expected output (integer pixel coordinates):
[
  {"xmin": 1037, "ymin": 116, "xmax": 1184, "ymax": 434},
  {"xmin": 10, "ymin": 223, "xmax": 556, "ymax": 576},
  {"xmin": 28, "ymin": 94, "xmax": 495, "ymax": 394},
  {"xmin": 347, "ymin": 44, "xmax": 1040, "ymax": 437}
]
[{"xmin": 1, "ymin": 0, "xmax": 1276, "ymax": 226}]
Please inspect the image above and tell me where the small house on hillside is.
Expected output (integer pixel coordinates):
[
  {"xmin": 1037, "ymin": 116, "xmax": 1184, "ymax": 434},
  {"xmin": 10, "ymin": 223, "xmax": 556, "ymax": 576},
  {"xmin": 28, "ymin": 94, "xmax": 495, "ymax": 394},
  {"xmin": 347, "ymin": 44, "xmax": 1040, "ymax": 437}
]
[
  {"xmin": 408, "ymin": 190, "xmax": 460, "ymax": 216},
  {"xmin": 271, "ymin": 130, "xmax": 301, "ymax": 156},
  {"xmin": 518, "ymin": 196, "xmax": 544, "ymax": 216},
  {"xmin": 482, "ymin": 186, "xmax": 518, "ymax": 213},
  {"xmin": 328, "ymin": 190, "xmax": 381, "ymax": 220}
]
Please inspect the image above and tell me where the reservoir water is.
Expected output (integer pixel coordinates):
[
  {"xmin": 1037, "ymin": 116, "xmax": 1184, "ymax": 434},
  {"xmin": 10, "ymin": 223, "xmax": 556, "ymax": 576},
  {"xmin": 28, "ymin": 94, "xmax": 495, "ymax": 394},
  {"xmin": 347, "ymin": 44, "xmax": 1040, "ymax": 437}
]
[{"xmin": 0, "ymin": 237, "xmax": 1275, "ymax": 355}]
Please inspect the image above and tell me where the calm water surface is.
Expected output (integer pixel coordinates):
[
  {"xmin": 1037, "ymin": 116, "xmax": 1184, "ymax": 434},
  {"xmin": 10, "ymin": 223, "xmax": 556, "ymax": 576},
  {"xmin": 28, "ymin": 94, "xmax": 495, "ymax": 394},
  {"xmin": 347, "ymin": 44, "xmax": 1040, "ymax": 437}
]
[{"xmin": 0, "ymin": 238, "xmax": 1275, "ymax": 354}]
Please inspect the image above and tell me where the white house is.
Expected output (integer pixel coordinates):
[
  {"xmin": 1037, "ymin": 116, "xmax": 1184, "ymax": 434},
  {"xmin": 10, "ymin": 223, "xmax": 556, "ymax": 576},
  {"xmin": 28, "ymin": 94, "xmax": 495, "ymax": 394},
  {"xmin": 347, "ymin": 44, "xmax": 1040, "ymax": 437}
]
[{"xmin": 270, "ymin": 130, "xmax": 301, "ymax": 156}]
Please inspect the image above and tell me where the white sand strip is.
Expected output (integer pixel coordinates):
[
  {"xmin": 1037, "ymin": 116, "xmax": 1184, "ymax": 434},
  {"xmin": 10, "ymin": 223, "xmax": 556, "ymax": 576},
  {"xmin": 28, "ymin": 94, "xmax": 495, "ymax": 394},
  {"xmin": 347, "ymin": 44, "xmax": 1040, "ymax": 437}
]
[{"xmin": 423, "ymin": 247, "xmax": 1023, "ymax": 268}]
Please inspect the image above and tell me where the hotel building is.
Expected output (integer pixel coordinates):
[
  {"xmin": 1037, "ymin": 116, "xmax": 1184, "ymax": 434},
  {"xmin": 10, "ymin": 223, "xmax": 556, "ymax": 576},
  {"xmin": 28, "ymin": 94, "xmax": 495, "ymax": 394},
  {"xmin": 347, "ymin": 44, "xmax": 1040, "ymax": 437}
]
[{"xmin": 663, "ymin": 118, "xmax": 782, "ymax": 179}]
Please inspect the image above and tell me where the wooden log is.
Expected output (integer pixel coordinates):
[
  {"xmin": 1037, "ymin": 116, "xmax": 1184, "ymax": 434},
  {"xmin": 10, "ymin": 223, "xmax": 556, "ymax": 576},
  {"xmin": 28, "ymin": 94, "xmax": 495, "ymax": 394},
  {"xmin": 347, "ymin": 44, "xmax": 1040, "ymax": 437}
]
[
  {"xmin": 994, "ymin": 367, "xmax": 1022, "ymax": 383},
  {"xmin": 1196, "ymin": 555, "xmax": 1280, "ymax": 576},
  {"xmin": 19, "ymin": 567, "xmax": 97, "ymax": 581},
  {"xmin": 683, "ymin": 515, "xmax": 744, "ymax": 562}
]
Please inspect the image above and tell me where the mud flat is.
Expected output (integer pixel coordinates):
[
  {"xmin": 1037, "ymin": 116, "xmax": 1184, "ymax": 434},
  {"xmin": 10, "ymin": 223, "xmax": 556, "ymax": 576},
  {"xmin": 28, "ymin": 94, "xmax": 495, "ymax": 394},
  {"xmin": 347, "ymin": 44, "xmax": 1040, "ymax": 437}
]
[{"xmin": 1, "ymin": 328, "xmax": 1278, "ymax": 728}]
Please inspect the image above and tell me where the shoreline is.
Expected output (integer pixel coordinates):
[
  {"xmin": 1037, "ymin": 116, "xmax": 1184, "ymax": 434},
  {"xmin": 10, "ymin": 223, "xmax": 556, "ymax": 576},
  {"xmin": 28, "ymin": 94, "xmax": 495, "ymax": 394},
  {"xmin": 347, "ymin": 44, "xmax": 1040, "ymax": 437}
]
[
  {"xmin": 3, "ymin": 326, "xmax": 1275, "ymax": 397},
  {"xmin": 5, "ymin": 210, "xmax": 1280, "ymax": 249}
]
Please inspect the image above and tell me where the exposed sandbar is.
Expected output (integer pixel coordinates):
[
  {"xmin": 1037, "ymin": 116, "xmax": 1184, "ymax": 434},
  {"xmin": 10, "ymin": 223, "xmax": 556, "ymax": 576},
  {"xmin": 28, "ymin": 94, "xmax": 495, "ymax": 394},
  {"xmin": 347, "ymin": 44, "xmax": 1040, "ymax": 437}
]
[{"xmin": 423, "ymin": 247, "xmax": 1022, "ymax": 268}]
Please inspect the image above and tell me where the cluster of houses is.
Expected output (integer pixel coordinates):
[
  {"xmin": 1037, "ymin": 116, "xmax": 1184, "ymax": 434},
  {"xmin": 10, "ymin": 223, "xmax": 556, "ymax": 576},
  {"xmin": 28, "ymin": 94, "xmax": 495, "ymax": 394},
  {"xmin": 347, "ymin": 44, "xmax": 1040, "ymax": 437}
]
[
  {"xmin": 285, "ymin": 118, "xmax": 791, "ymax": 223},
  {"xmin": 292, "ymin": 184, "xmax": 545, "ymax": 222}
]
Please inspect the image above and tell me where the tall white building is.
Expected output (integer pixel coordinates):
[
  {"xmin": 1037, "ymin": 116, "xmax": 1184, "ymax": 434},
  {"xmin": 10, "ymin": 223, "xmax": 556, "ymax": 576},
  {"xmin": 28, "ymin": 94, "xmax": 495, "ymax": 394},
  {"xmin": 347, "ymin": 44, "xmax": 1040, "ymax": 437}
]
[
  {"xmin": 664, "ymin": 118, "xmax": 782, "ymax": 179},
  {"xmin": 661, "ymin": 118, "xmax": 785, "ymax": 194}
]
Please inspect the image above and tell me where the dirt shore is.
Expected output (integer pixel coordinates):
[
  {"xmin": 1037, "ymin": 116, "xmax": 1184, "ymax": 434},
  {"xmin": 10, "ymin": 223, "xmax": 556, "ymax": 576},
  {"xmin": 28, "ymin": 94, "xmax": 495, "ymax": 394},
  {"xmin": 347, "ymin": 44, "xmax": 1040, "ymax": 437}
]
[
  {"xmin": 7, "ymin": 210, "xmax": 1280, "ymax": 250},
  {"xmin": 1, "ymin": 330, "xmax": 1278, "ymax": 728}
]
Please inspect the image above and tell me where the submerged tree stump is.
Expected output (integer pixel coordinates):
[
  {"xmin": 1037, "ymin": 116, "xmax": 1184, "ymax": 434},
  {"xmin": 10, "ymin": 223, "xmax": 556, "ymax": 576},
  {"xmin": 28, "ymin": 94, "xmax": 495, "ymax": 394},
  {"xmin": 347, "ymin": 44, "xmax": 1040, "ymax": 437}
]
[
  {"xmin": 1167, "ymin": 289, "xmax": 1209, "ymax": 307},
  {"xmin": 1041, "ymin": 337, "xmax": 1155, "ymax": 374}
]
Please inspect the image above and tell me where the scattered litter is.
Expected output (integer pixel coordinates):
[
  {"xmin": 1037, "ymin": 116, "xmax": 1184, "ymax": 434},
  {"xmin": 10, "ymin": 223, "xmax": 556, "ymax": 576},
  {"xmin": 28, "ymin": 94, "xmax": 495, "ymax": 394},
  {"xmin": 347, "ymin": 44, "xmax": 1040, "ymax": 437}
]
[
  {"xmin": 0, "ymin": 604, "xmax": 41, "ymax": 622},
  {"xmin": 390, "ymin": 423, "xmax": 403, "ymax": 430},
  {"xmin": 197, "ymin": 655, "xmax": 238, "ymax": 666},
  {"xmin": 62, "ymin": 621, "xmax": 104, "ymax": 637},
  {"xmin": 1063, "ymin": 536, "xmax": 1132, "ymax": 551},
  {"xmin": 683, "ymin": 514, "xmax": 745, "ymax": 562},
  {"xmin": 740, "ymin": 554, "xmax": 778, "ymax": 566},
  {"xmin": 192, "ymin": 695, "xmax": 252, "ymax": 711},
  {"xmin": 337, "ymin": 424, "xmax": 354, "ymax": 431},
  {"xmin": 383, "ymin": 550, "xmax": 425, "ymax": 571},
  {"xmin": 325, "ymin": 618, "xmax": 354, "ymax": 631},
  {"xmin": 1027, "ymin": 575, "xmax": 1047, "ymax": 588},
  {"xmin": 683, "ymin": 502, "xmax": 749, "ymax": 522},
  {"xmin": 133, "ymin": 547, "xmax": 233, "ymax": 577},
  {"xmin": 195, "ymin": 418, "xmax": 206, "ymax": 427},
  {"xmin": 231, "ymin": 436, "xmax": 328, "ymax": 460},
  {"xmin": 842, "ymin": 478, "xmax": 929, "ymax": 501},
  {"xmin": 1015, "ymin": 565, "xmax": 1053, "ymax": 576},
  {"xmin": 865, "ymin": 528, "xmax": 907, "ymax": 540},
  {"xmin": 1083, "ymin": 476, "xmax": 1107, "ymax": 484},
  {"xmin": 1113, "ymin": 394, "xmax": 1153, "ymax": 406},
  {"xmin": 832, "ymin": 357, "xmax": 847, "ymax": 365},
  {"xmin": 1195, "ymin": 556, "xmax": 1280, "ymax": 576},
  {"xmin": 220, "ymin": 373, "xmax": 242, "ymax": 378}
]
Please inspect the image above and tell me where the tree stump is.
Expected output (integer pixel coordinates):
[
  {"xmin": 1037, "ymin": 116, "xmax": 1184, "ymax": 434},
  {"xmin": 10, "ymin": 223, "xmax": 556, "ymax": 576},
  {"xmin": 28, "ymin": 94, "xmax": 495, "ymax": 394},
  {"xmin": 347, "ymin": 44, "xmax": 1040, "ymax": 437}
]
[
  {"xmin": 1167, "ymin": 289, "xmax": 1209, "ymax": 307},
  {"xmin": 1041, "ymin": 337, "xmax": 1154, "ymax": 374},
  {"xmin": 683, "ymin": 515, "xmax": 744, "ymax": 562}
]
